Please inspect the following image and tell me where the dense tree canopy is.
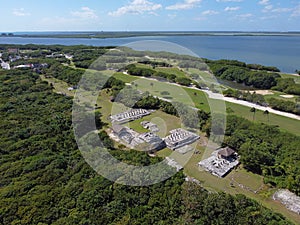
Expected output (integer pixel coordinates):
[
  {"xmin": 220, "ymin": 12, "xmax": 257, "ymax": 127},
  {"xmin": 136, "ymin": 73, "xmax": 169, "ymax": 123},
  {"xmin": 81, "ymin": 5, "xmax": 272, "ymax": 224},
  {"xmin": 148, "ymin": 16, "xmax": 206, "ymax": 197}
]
[
  {"xmin": 224, "ymin": 115, "xmax": 300, "ymax": 195},
  {"xmin": 0, "ymin": 68, "xmax": 293, "ymax": 225},
  {"xmin": 208, "ymin": 62, "xmax": 280, "ymax": 89},
  {"xmin": 0, "ymin": 45, "xmax": 298, "ymax": 224}
]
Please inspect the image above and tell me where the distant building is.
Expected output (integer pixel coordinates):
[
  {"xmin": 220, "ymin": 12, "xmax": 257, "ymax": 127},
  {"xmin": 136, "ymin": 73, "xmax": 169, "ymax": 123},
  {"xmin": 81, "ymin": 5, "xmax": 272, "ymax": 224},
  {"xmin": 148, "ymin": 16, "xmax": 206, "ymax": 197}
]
[
  {"xmin": 46, "ymin": 53, "xmax": 64, "ymax": 58},
  {"xmin": 141, "ymin": 121, "xmax": 159, "ymax": 132},
  {"xmin": 14, "ymin": 64, "xmax": 33, "ymax": 69},
  {"xmin": 218, "ymin": 147, "xmax": 236, "ymax": 159},
  {"xmin": 164, "ymin": 128, "xmax": 200, "ymax": 150},
  {"xmin": 112, "ymin": 124, "xmax": 165, "ymax": 153},
  {"xmin": 65, "ymin": 54, "xmax": 73, "ymax": 60},
  {"xmin": 135, "ymin": 132, "xmax": 166, "ymax": 153},
  {"xmin": 33, "ymin": 63, "xmax": 49, "ymax": 69},
  {"xmin": 198, "ymin": 147, "xmax": 239, "ymax": 178},
  {"xmin": 1, "ymin": 62, "xmax": 10, "ymax": 70},
  {"xmin": 112, "ymin": 124, "xmax": 136, "ymax": 144},
  {"xmin": 9, "ymin": 55, "xmax": 21, "ymax": 62},
  {"xmin": 8, "ymin": 48, "xmax": 19, "ymax": 54},
  {"xmin": 110, "ymin": 108, "xmax": 152, "ymax": 124},
  {"xmin": 165, "ymin": 157, "xmax": 183, "ymax": 172}
]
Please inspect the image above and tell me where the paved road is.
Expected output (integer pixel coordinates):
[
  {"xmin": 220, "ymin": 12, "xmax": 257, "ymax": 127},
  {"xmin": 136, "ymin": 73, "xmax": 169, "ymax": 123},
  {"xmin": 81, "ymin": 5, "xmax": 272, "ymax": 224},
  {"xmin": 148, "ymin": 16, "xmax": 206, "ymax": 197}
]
[
  {"xmin": 139, "ymin": 75, "xmax": 300, "ymax": 121},
  {"xmin": 202, "ymin": 89, "xmax": 300, "ymax": 121}
]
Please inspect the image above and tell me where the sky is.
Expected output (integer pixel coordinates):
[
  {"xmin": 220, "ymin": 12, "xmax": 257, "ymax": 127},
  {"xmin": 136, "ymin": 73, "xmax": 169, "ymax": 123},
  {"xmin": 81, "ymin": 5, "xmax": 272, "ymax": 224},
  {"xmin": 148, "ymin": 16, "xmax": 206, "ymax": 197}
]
[{"xmin": 0, "ymin": 0, "xmax": 300, "ymax": 32}]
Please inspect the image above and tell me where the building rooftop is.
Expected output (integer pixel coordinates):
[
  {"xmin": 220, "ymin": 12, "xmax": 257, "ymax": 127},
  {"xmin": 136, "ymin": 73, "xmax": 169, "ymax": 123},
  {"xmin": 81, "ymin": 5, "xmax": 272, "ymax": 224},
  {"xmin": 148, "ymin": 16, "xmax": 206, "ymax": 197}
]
[
  {"xmin": 112, "ymin": 124, "xmax": 126, "ymax": 134},
  {"xmin": 199, "ymin": 147, "xmax": 239, "ymax": 178},
  {"xmin": 164, "ymin": 128, "xmax": 200, "ymax": 150},
  {"xmin": 218, "ymin": 147, "xmax": 235, "ymax": 157},
  {"xmin": 110, "ymin": 108, "xmax": 152, "ymax": 123}
]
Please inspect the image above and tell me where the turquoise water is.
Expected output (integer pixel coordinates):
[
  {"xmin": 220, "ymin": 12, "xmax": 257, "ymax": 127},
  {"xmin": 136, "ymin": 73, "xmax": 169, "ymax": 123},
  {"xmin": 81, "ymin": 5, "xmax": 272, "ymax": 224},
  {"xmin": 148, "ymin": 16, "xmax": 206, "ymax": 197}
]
[{"xmin": 0, "ymin": 35, "xmax": 299, "ymax": 73}]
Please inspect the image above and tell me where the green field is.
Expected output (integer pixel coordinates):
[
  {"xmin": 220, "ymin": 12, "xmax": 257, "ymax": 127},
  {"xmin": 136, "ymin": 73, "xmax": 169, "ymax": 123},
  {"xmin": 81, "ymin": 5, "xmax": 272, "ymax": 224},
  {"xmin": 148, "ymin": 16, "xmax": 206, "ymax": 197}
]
[
  {"xmin": 113, "ymin": 72, "xmax": 138, "ymax": 83},
  {"xmin": 188, "ymin": 68, "xmax": 220, "ymax": 85},
  {"xmin": 40, "ymin": 75, "xmax": 75, "ymax": 97},
  {"xmin": 280, "ymin": 73, "xmax": 300, "ymax": 84},
  {"xmin": 155, "ymin": 67, "xmax": 187, "ymax": 78},
  {"xmin": 43, "ymin": 70, "xmax": 300, "ymax": 136},
  {"xmin": 226, "ymin": 102, "xmax": 300, "ymax": 135},
  {"xmin": 113, "ymin": 73, "xmax": 300, "ymax": 135},
  {"xmin": 263, "ymin": 90, "xmax": 297, "ymax": 102},
  {"xmin": 128, "ymin": 110, "xmax": 182, "ymax": 137}
]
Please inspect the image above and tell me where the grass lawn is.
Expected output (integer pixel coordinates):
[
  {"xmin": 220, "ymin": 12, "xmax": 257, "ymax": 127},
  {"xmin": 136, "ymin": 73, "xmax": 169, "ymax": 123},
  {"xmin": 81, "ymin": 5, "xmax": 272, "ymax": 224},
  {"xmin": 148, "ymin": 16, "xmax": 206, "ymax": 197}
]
[
  {"xmin": 156, "ymin": 148, "xmax": 173, "ymax": 158},
  {"xmin": 264, "ymin": 90, "xmax": 297, "ymax": 102},
  {"xmin": 113, "ymin": 72, "xmax": 138, "ymax": 83},
  {"xmin": 130, "ymin": 78, "xmax": 197, "ymax": 105},
  {"xmin": 97, "ymin": 91, "xmax": 131, "ymax": 125},
  {"xmin": 188, "ymin": 68, "xmax": 220, "ymax": 85},
  {"xmin": 43, "ymin": 70, "xmax": 300, "ymax": 136},
  {"xmin": 132, "ymin": 63, "xmax": 189, "ymax": 79},
  {"xmin": 226, "ymin": 102, "xmax": 300, "ymax": 136},
  {"xmin": 105, "ymin": 72, "xmax": 300, "ymax": 136},
  {"xmin": 128, "ymin": 110, "xmax": 182, "ymax": 138},
  {"xmin": 183, "ymin": 88, "xmax": 210, "ymax": 111},
  {"xmin": 229, "ymin": 168, "xmax": 263, "ymax": 191},
  {"xmin": 155, "ymin": 67, "xmax": 187, "ymax": 78},
  {"xmin": 40, "ymin": 75, "xmax": 75, "ymax": 97},
  {"xmin": 280, "ymin": 73, "xmax": 300, "ymax": 84}
]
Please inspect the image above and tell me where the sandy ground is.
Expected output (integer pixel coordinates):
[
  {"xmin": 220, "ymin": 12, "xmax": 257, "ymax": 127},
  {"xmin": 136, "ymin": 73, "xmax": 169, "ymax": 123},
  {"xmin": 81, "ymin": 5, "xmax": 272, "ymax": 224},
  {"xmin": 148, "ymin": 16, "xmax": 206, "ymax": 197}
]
[
  {"xmin": 280, "ymin": 95, "xmax": 294, "ymax": 98},
  {"xmin": 249, "ymin": 90, "xmax": 274, "ymax": 95}
]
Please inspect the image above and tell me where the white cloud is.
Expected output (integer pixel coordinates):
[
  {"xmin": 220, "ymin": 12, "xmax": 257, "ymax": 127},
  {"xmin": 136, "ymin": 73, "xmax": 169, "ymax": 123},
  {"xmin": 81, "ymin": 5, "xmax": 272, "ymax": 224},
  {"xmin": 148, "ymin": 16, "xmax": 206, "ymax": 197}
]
[
  {"xmin": 259, "ymin": 0, "xmax": 274, "ymax": 13},
  {"xmin": 260, "ymin": 15, "xmax": 277, "ymax": 20},
  {"xmin": 168, "ymin": 14, "xmax": 177, "ymax": 19},
  {"xmin": 261, "ymin": 3, "xmax": 299, "ymax": 18},
  {"xmin": 259, "ymin": 0, "xmax": 270, "ymax": 5},
  {"xmin": 166, "ymin": 0, "xmax": 202, "ymax": 10},
  {"xmin": 71, "ymin": 7, "xmax": 98, "ymax": 19},
  {"xmin": 271, "ymin": 8, "xmax": 292, "ymax": 13},
  {"xmin": 262, "ymin": 5, "xmax": 272, "ymax": 13},
  {"xmin": 224, "ymin": 6, "xmax": 240, "ymax": 11},
  {"xmin": 291, "ymin": 4, "xmax": 300, "ymax": 17},
  {"xmin": 13, "ymin": 8, "xmax": 30, "ymax": 17},
  {"xmin": 202, "ymin": 10, "xmax": 219, "ymax": 15},
  {"xmin": 109, "ymin": 0, "xmax": 162, "ymax": 16},
  {"xmin": 216, "ymin": 0, "xmax": 243, "ymax": 2},
  {"xmin": 236, "ymin": 13, "xmax": 253, "ymax": 18},
  {"xmin": 194, "ymin": 16, "xmax": 206, "ymax": 21},
  {"xmin": 264, "ymin": 5, "xmax": 273, "ymax": 10}
]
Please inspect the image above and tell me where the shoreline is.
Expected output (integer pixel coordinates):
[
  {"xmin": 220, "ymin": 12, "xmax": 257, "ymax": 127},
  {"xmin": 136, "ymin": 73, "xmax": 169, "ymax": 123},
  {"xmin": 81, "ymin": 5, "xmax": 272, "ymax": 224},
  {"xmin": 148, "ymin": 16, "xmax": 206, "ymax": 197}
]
[{"xmin": 2, "ymin": 31, "xmax": 300, "ymax": 39}]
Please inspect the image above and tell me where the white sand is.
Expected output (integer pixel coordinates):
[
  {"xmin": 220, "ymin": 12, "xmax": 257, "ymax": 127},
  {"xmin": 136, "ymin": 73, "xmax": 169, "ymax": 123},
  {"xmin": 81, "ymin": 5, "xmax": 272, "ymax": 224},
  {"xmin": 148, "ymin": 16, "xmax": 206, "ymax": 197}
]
[
  {"xmin": 249, "ymin": 90, "xmax": 273, "ymax": 95},
  {"xmin": 280, "ymin": 95, "xmax": 294, "ymax": 99}
]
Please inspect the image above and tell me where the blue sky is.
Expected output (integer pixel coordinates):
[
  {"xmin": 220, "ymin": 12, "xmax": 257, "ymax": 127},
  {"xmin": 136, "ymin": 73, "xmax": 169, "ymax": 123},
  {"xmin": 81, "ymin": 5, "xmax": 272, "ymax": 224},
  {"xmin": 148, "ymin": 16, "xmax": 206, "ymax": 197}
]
[{"xmin": 0, "ymin": 0, "xmax": 299, "ymax": 31}]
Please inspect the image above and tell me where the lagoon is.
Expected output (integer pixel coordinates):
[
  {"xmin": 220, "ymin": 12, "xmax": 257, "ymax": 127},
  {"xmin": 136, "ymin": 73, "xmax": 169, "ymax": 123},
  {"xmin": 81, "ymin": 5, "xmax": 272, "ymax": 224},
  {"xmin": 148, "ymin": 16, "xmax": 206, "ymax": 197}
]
[{"xmin": 0, "ymin": 35, "xmax": 299, "ymax": 73}]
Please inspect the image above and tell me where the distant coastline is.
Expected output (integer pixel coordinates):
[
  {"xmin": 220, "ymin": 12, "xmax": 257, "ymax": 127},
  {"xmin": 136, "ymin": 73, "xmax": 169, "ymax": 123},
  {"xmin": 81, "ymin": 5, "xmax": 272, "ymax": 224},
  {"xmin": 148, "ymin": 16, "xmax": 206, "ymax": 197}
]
[
  {"xmin": 2, "ymin": 31, "xmax": 300, "ymax": 39},
  {"xmin": 0, "ymin": 34, "xmax": 299, "ymax": 73}
]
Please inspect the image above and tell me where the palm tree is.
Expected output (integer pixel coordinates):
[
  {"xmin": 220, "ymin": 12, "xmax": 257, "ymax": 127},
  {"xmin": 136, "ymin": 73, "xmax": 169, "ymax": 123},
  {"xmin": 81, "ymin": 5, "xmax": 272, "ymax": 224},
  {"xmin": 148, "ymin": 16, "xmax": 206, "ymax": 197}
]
[
  {"xmin": 263, "ymin": 110, "xmax": 269, "ymax": 123},
  {"xmin": 250, "ymin": 107, "xmax": 256, "ymax": 121}
]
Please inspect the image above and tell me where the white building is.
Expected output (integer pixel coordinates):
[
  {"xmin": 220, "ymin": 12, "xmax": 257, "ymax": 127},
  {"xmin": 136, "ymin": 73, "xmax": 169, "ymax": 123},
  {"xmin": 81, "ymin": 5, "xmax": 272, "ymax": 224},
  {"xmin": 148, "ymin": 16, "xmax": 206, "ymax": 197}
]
[
  {"xmin": 164, "ymin": 128, "xmax": 200, "ymax": 150},
  {"xmin": 198, "ymin": 147, "xmax": 239, "ymax": 178},
  {"xmin": 110, "ymin": 109, "xmax": 152, "ymax": 123},
  {"xmin": 1, "ymin": 62, "xmax": 10, "ymax": 70}
]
